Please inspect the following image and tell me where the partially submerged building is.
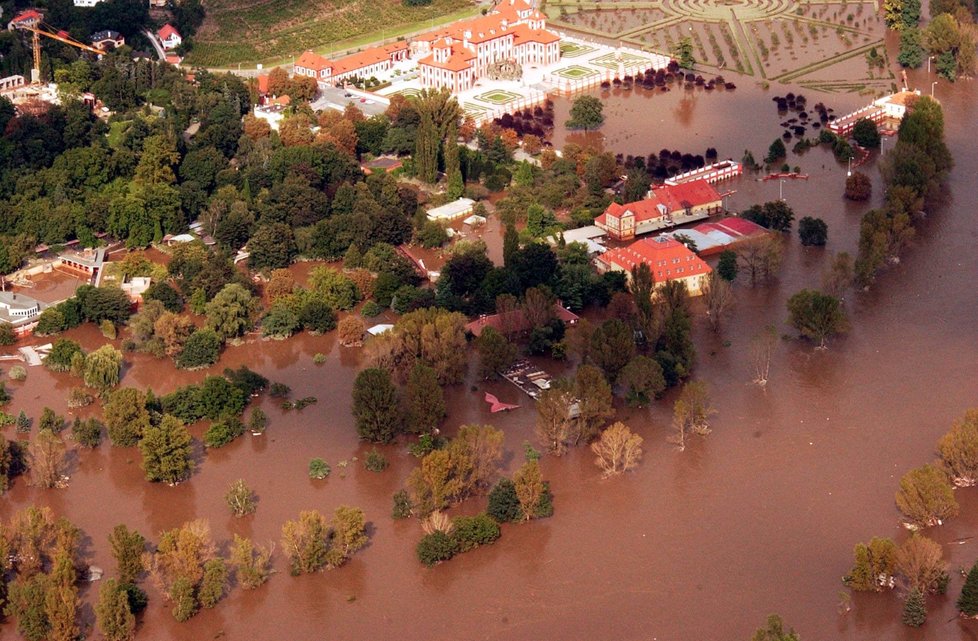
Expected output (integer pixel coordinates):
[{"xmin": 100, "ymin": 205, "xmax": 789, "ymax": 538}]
[
  {"xmin": 659, "ymin": 217, "xmax": 769, "ymax": 256},
  {"xmin": 426, "ymin": 197, "xmax": 475, "ymax": 221},
  {"xmin": 0, "ymin": 291, "xmax": 42, "ymax": 336},
  {"xmin": 595, "ymin": 236, "xmax": 712, "ymax": 296},
  {"xmin": 594, "ymin": 179, "xmax": 723, "ymax": 241}
]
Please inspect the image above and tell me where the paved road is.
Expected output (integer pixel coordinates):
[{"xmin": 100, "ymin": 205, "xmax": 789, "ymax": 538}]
[
  {"xmin": 143, "ymin": 29, "xmax": 167, "ymax": 62},
  {"xmin": 310, "ymin": 86, "xmax": 387, "ymax": 116}
]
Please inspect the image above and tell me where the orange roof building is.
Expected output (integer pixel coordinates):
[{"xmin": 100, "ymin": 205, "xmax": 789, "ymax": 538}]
[
  {"xmin": 416, "ymin": 0, "xmax": 561, "ymax": 93},
  {"xmin": 595, "ymin": 237, "xmax": 713, "ymax": 297},
  {"xmin": 294, "ymin": 42, "xmax": 409, "ymax": 85},
  {"xmin": 595, "ymin": 179, "xmax": 724, "ymax": 241}
]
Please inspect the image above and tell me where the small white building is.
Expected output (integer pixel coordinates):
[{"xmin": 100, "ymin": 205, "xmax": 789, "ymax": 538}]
[
  {"xmin": 426, "ymin": 197, "xmax": 475, "ymax": 221},
  {"xmin": 158, "ymin": 24, "xmax": 182, "ymax": 50},
  {"xmin": 74, "ymin": 0, "xmax": 105, "ymax": 7}
]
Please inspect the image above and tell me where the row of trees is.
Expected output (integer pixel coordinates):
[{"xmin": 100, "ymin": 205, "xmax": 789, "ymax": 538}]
[
  {"xmin": 856, "ymin": 97, "xmax": 951, "ymax": 286},
  {"xmin": 895, "ymin": 0, "xmax": 977, "ymax": 80},
  {"xmin": 843, "ymin": 410, "xmax": 978, "ymax": 625}
]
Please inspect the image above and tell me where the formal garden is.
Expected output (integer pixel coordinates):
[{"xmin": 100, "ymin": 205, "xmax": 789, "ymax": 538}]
[{"xmin": 542, "ymin": 0, "xmax": 898, "ymax": 93}]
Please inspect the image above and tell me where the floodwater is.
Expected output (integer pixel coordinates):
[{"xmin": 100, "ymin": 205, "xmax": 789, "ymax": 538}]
[{"xmin": 3, "ymin": 73, "xmax": 978, "ymax": 641}]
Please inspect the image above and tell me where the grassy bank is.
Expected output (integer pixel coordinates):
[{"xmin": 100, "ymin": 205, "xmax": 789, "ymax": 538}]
[{"xmin": 186, "ymin": 0, "xmax": 481, "ymax": 68}]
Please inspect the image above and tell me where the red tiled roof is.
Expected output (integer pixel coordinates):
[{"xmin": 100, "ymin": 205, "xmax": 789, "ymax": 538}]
[
  {"xmin": 256, "ymin": 74, "xmax": 270, "ymax": 94},
  {"xmin": 702, "ymin": 217, "xmax": 767, "ymax": 237},
  {"xmin": 11, "ymin": 9, "xmax": 43, "ymax": 23},
  {"xmin": 419, "ymin": 40, "xmax": 477, "ymax": 72},
  {"xmin": 158, "ymin": 24, "xmax": 181, "ymax": 40},
  {"xmin": 331, "ymin": 42, "xmax": 407, "ymax": 75},
  {"xmin": 512, "ymin": 24, "xmax": 560, "ymax": 45},
  {"xmin": 649, "ymin": 179, "xmax": 721, "ymax": 212},
  {"xmin": 598, "ymin": 237, "xmax": 712, "ymax": 284},
  {"xmin": 295, "ymin": 50, "xmax": 333, "ymax": 73}
]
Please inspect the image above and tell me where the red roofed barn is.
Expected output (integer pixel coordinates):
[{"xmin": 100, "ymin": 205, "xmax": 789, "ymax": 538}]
[{"xmin": 595, "ymin": 237, "xmax": 713, "ymax": 296}]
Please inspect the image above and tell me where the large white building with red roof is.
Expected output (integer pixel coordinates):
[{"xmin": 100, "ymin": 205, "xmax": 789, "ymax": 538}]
[
  {"xmin": 594, "ymin": 179, "xmax": 724, "ymax": 241},
  {"xmin": 415, "ymin": 0, "xmax": 561, "ymax": 93},
  {"xmin": 294, "ymin": 42, "xmax": 410, "ymax": 85},
  {"xmin": 595, "ymin": 237, "xmax": 713, "ymax": 296}
]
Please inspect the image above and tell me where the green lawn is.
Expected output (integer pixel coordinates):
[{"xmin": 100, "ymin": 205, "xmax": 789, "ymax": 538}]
[
  {"xmin": 559, "ymin": 42, "xmax": 596, "ymax": 58},
  {"xmin": 474, "ymin": 90, "xmax": 523, "ymax": 104},
  {"xmin": 553, "ymin": 65, "xmax": 598, "ymax": 78},
  {"xmin": 185, "ymin": 0, "xmax": 479, "ymax": 67}
]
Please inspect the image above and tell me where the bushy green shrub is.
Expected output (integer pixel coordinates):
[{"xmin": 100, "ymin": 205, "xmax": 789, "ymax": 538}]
[
  {"xmin": 364, "ymin": 449, "xmax": 388, "ymax": 472},
  {"xmin": 416, "ymin": 531, "xmax": 458, "ymax": 566},
  {"xmin": 451, "ymin": 514, "xmax": 500, "ymax": 552},
  {"xmin": 487, "ymin": 479, "xmax": 521, "ymax": 523},
  {"xmin": 308, "ymin": 458, "xmax": 330, "ymax": 479},
  {"xmin": 72, "ymin": 417, "xmax": 103, "ymax": 447},
  {"xmin": 203, "ymin": 416, "xmax": 245, "ymax": 448},
  {"xmin": 392, "ymin": 489, "xmax": 412, "ymax": 519},
  {"xmin": 361, "ymin": 300, "xmax": 383, "ymax": 317}
]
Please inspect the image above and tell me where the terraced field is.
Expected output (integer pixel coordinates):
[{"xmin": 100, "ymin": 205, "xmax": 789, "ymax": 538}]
[
  {"xmin": 542, "ymin": 0, "xmax": 896, "ymax": 93},
  {"xmin": 186, "ymin": 0, "xmax": 476, "ymax": 67}
]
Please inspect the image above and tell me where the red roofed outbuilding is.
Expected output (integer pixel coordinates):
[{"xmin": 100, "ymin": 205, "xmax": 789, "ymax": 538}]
[{"xmin": 595, "ymin": 237, "xmax": 712, "ymax": 296}]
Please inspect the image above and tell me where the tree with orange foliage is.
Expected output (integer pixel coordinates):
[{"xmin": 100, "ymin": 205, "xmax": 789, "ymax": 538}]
[
  {"xmin": 290, "ymin": 76, "xmax": 319, "ymax": 102},
  {"xmin": 324, "ymin": 119, "xmax": 358, "ymax": 156},
  {"xmin": 499, "ymin": 128, "xmax": 520, "ymax": 152},
  {"xmin": 267, "ymin": 67, "xmax": 290, "ymax": 96},
  {"xmin": 522, "ymin": 134, "xmax": 542, "ymax": 155},
  {"xmin": 459, "ymin": 115, "xmax": 477, "ymax": 141},
  {"xmin": 385, "ymin": 93, "xmax": 409, "ymax": 121},
  {"xmin": 279, "ymin": 114, "xmax": 315, "ymax": 147},
  {"xmin": 242, "ymin": 114, "xmax": 271, "ymax": 140},
  {"xmin": 343, "ymin": 103, "xmax": 365, "ymax": 123}
]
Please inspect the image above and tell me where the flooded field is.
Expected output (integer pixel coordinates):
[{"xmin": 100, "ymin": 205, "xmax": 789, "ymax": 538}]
[{"xmin": 2, "ymin": 70, "xmax": 978, "ymax": 641}]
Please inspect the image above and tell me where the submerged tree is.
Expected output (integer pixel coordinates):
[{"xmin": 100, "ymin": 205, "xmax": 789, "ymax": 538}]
[
  {"xmin": 28, "ymin": 429, "xmax": 67, "ymax": 489},
  {"xmin": 702, "ymin": 272, "xmax": 733, "ymax": 333},
  {"xmin": 405, "ymin": 363, "xmax": 445, "ymax": 434},
  {"xmin": 750, "ymin": 614, "xmax": 800, "ymax": 641},
  {"xmin": 535, "ymin": 387, "xmax": 577, "ymax": 456},
  {"xmin": 895, "ymin": 464, "xmax": 959, "ymax": 528},
  {"xmin": 138, "ymin": 415, "xmax": 193, "ymax": 484},
  {"xmin": 573, "ymin": 365, "xmax": 614, "ymax": 444},
  {"xmin": 671, "ymin": 380, "xmax": 716, "ymax": 451},
  {"xmin": 230, "ymin": 535, "xmax": 273, "ymax": 589},
  {"xmin": 748, "ymin": 325, "xmax": 777, "ymax": 387},
  {"xmin": 225, "ymin": 479, "xmax": 257, "ymax": 517},
  {"xmin": 352, "ymin": 368, "xmax": 402, "ymax": 443},
  {"xmin": 895, "ymin": 534, "xmax": 948, "ymax": 594},
  {"xmin": 591, "ymin": 422, "xmax": 643, "ymax": 478},
  {"xmin": 958, "ymin": 560, "xmax": 978, "ymax": 617},
  {"xmin": 845, "ymin": 537, "xmax": 897, "ymax": 591},
  {"xmin": 95, "ymin": 579, "xmax": 136, "ymax": 641},
  {"xmin": 786, "ymin": 289, "xmax": 848, "ymax": 348},
  {"xmin": 903, "ymin": 586, "xmax": 927, "ymax": 627},
  {"xmin": 566, "ymin": 95, "xmax": 605, "ymax": 132},
  {"xmin": 937, "ymin": 409, "xmax": 978, "ymax": 486}
]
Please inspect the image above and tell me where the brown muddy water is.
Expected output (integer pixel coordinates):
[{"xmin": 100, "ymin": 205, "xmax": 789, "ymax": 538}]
[{"xmin": 2, "ymin": 72, "xmax": 978, "ymax": 641}]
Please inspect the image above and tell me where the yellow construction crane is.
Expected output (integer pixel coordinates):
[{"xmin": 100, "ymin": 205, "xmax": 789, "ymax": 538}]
[{"xmin": 14, "ymin": 22, "xmax": 107, "ymax": 84}]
